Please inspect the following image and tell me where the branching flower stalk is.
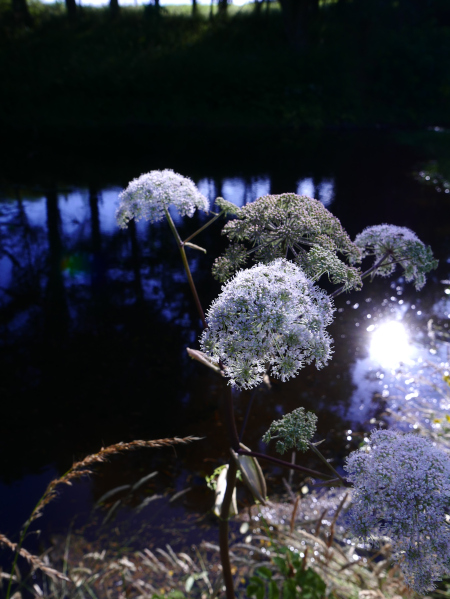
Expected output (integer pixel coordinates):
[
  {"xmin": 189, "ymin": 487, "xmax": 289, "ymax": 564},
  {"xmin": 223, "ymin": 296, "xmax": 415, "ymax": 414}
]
[
  {"xmin": 163, "ymin": 207, "xmax": 207, "ymax": 328},
  {"xmin": 330, "ymin": 251, "xmax": 391, "ymax": 299},
  {"xmin": 116, "ymin": 169, "xmax": 216, "ymax": 329}
]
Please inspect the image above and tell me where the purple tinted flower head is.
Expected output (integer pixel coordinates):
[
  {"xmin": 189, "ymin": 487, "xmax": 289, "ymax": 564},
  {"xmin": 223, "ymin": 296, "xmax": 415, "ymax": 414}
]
[
  {"xmin": 116, "ymin": 170, "xmax": 209, "ymax": 228},
  {"xmin": 345, "ymin": 429, "xmax": 450, "ymax": 593},
  {"xmin": 354, "ymin": 224, "xmax": 438, "ymax": 290},
  {"xmin": 200, "ymin": 259, "xmax": 335, "ymax": 389}
]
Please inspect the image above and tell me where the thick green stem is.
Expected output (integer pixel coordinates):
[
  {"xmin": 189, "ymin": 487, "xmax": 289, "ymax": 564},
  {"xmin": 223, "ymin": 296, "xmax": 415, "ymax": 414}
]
[{"xmin": 164, "ymin": 208, "xmax": 207, "ymax": 329}]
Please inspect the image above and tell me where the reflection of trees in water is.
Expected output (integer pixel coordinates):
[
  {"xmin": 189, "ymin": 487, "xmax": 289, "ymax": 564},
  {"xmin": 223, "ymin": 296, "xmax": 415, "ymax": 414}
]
[
  {"xmin": 0, "ymin": 189, "xmax": 47, "ymax": 332},
  {"xmin": 0, "ymin": 174, "xmax": 369, "ymax": 483},
  {"xmin": 0, "ymin": 184, "xmax": 219, "ymax": 479}
]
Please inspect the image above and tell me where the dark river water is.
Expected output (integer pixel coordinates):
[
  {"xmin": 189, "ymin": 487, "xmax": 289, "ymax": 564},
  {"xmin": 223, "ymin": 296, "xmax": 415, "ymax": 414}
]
[{"xmin": 0, "ymin": 129, "xmax": 449, "ymax": 565}]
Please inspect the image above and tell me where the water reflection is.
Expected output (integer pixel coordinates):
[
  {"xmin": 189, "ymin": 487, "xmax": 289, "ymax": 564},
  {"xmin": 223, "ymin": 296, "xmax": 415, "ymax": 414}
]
[
  {"xmin": 368, "ymin": 321, "xmax": 413, "ymax": 368},
  {"xmin": 296, "ymin": 177, "xmax": 335, "ymax": 206},
  {"xmin": 0, "ymin": 142, "xmax": 448, "ymax": 557}
]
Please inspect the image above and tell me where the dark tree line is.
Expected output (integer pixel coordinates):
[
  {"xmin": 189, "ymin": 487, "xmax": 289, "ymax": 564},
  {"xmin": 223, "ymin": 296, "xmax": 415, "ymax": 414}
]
[{"xmin": 8, "ymin": 0, "xmax": 450, "ymax": 47}]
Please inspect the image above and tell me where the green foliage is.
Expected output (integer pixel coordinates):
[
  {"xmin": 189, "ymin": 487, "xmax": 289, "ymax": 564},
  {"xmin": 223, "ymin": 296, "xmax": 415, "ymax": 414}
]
[
  {"xmin": 262, "ymin": 407, "xmax": 317, "ymax": 454},
  {"xmin": 246, "ymin": 547, "xmax": 328, "ymax": 599},
  {"xmin": 152, "ymin": 591, "xmax": 185, "ymax": 599}
]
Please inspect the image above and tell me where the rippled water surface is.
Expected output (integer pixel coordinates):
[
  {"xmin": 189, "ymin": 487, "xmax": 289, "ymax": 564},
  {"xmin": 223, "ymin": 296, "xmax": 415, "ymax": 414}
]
[{"xmin": 0, "ymin": 129, "xmax": 449, "ymax": 556}]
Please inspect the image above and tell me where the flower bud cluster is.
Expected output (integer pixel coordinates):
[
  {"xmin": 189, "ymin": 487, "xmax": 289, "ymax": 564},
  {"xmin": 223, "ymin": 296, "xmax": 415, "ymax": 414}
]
[
  {"xmin": 213, "ymin": 194, "xmax": 362, "ymax": 289},
  {"xmin": 116, "ymin": 170, "xmax": 209, "ymax": 228},
  {"xmin": 354, "ymin": 224, "xmax": 438, "ymax": 290},
  {"xmin": 345, "ymin": 429, "xmax": 450, "ymax": 593},
  {"xmin": 262, "ymin": 407, "xmax": 318, "ymax": 454},
  {"xmin": 200, "ymin": 259, "xmax": 335, "ymax": 389}
]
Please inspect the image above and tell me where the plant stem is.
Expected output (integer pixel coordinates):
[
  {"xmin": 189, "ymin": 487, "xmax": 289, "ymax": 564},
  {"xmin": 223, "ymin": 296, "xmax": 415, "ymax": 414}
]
[
  {"xmin": 223, "ymin": 386, "xmax": 240, "ymax": 452},
  {"xmin": 182, "ymin": 212, "xmax": 222, "ymax": 244},
  {"xmin": 308, "ymin": 442, "xmax": 345, "ymax": 483},
  {"xmin": 164, "ymin": 207, "xmax": 207, "ymax": 329},
  {"xmin": 219, "ymin": 458, "xmax": 238, "ymax": 599},
  {"xmin": 330, "ymin": 252, "xmax": 391, "ymax": 299},
  {"xmin": 218, "ymin": 385, "xmax": 240, "ymax": 599},
  {"xmin": 239, "ymin": 389, "xmax": 257, "ymax": 443},
  {"xmin": 237, "ymin": 449, "xmax": 334, "ymax": 480}
]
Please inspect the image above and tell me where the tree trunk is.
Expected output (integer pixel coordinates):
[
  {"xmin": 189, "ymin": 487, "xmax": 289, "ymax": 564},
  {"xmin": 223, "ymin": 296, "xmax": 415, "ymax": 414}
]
[
  {"xmin": 45, "ymin": 190, "xmax": 68, "ymax": 342},
  {"xmin": 218, "ymin": 0, "xmax": 227, "ymax": 15},
  {"xmin": 278, "ymin": 0, "xmax": 312, "ymax": 49},
  {"xmin": 254, "ymin": 0, "xmax": 263, "ymax": 16},
  {"xmin": 65, "ymin": 0, "xmax": 77, "ymax": 20},
  {"xmin": 11, "ymin": 0, "xmax": 32, "ymax": 26},
  {"xmin": 110, "ymin": 0, "xmax": 119, "ymax": 17},
  {"xmin": 192, "ymin": 0, "xmax": 198, "ymax": 16}
]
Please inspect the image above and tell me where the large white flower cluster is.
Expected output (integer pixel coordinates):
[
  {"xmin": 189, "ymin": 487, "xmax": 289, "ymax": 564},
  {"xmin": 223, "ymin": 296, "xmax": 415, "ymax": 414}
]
[
  {"xmin": 116, "ymin": 170, "xmax": 209, "ymax": 228},
  {"xmin": 200, "ymin": 259, "xmax": 335, "ymax": 389},
  {"xmin": 354, "ymin": 224, "xmax": 438, "ymax": 290},
  {"xmin": 345, "ymin": 429, "xmax": 450, "ymax": 593}
]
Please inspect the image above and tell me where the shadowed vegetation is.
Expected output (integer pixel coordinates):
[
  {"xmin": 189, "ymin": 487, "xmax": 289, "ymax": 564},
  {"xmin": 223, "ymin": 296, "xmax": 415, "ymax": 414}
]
[{"xmin": 1, "ymin": 0, "xmax": 450, "ymax": 137}]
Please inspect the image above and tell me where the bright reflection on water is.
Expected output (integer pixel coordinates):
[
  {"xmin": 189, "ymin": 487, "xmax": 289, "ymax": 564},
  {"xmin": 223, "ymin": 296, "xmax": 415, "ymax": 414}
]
[
  {"xmin": 368, "ymin": 321, "xmax": 412, "ymax": 368},
  {"xmin": 296, "ymin": 178, "xmax": 335, "ymax": 206}
]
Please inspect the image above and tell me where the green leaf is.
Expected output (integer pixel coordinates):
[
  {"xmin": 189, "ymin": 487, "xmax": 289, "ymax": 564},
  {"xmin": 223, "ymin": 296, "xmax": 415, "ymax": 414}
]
[
  {"xmin": 272, "ymin": 556, "xmax": 289, "ymax": 577},
  {"xmin": 231, "ymin": 444, "xmax": 267, "ymax": 504},
  {"xmin": 282, "ymin": 579, "xmax": 297, "ymax": 599},
  {"xmin": 295, "ymin": 568, "xmax": 326, "ymax": 599},
  {"xmin": 268, "ymin": 580, "xmax": 280, "ymax": 599},
  {"xmin": 256, "ymin": 566, "xmax": 273, "ymax": 580},
  {"xmin": 247, "ymin": 579, "xmax": 265, "ymax": 599}
]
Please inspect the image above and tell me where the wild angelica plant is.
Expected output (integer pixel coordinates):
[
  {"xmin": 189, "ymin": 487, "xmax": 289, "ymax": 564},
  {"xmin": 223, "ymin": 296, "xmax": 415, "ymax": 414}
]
[
  {"xmin": 116, "ymin": 169, "xmax": 210, "ymax": 227},
  {"xmin": 212, "ymin": 193, "xmax": 362, "ymax": 291},
  {"xmin": 262, "ymin": 407, "xmax": 317, "ymax": 454},
  {"xmin": 354, "ymin": 223, "xmax": 438, "ymax": 290},
  {"xmin": 345, "ymin": 429, "xmax": 450, "ymax": 593},
  {"xmin": 200, "ymin": 259, "xmax": 334, "ymax": 389},
  {"xmin": 114, "ymin": 170, "xmax": 442, "ymax": 598}
]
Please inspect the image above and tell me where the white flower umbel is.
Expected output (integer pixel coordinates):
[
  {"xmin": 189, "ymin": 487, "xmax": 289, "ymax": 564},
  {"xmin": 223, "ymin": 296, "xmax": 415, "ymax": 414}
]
[
  {"xmin": 116, "ymin": 170, "xmax": 209, "ymax": 228},
  {"xmin": 200, "ymin": 259, "xmax": 335, "ymax": 389},
  {"xmin": 354, "ymin": 224, "xmax": 438, "ymax": 290},
  {"xmin": 345, "ymin": 429, "xmax": 450, "ymax": 593}
]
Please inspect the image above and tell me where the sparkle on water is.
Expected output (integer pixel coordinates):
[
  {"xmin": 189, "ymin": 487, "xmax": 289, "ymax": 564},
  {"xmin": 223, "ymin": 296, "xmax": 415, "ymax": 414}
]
[{"xmin": 369, "ymin": 321, "xmax": 412, "ymax": 368}]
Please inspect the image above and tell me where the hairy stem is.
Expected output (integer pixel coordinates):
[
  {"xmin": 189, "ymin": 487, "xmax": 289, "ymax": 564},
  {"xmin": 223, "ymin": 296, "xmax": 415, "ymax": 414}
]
[
  {"xmin": 164, "ymin": 207, "xmax": 207, "ymax": 328},
  {"xmin": 237, "ymin": 449, "xmax": 335, "ymax": 480}
]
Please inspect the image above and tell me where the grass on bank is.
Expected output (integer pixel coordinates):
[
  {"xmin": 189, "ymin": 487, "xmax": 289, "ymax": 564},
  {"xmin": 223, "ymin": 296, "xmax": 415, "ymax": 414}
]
[{"xmin": 1, "ymin": 0, "xmax": 450, "ymax": 133}]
